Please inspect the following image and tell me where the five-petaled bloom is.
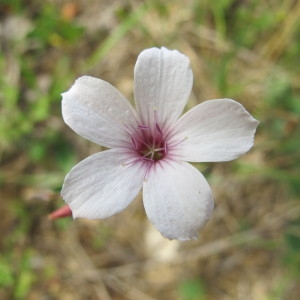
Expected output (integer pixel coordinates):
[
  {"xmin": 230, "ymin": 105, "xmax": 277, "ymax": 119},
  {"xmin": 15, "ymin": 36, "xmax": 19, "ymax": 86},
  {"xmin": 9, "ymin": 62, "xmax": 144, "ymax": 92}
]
[{"xmin": 61, "ymin": 47, "xmax": 259, "ymax": 240}]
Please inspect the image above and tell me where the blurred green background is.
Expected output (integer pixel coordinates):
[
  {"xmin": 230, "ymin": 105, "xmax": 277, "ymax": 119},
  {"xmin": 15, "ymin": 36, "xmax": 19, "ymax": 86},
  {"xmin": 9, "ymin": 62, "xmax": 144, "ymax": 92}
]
[{"xmin": 1, "ymin": 0, "xmax": 300, "ymax": 299}]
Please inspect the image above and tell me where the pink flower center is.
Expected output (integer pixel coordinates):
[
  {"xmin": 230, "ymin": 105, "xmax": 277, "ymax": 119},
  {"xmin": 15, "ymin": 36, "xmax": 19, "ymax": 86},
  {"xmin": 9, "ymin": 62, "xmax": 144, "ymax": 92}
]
[{"xmin": 131, "ymin": 124, "xmax": 168, "ymax": 162}]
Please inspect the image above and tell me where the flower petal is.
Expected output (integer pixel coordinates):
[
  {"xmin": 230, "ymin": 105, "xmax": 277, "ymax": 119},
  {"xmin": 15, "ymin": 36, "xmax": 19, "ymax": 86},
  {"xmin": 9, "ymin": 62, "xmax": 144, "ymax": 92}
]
[
  {"xmin": 134, "ymin": 47, "xmax": 193, "ymax": 129},
  {"xmin": 62, "ymin": 76, "xmax": 139, "ymax": 148},
  {"xmin": 173, "ymin": 99, "xmax": 259, "ymax": 162},
  {"xmin": 61, "ymin": 149, "xmax": 144, "ymax": 219},
  {"xmin": 143, "ymin": 161, "xmax": 214, "ymax": 240}
]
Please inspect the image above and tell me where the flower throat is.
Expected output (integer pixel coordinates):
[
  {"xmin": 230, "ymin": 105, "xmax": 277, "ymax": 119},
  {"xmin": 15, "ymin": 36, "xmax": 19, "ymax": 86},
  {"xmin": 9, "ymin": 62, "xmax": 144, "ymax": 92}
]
[{"xmin": 131, "ymin": 123, "xmax": 168, "ymax": 162}]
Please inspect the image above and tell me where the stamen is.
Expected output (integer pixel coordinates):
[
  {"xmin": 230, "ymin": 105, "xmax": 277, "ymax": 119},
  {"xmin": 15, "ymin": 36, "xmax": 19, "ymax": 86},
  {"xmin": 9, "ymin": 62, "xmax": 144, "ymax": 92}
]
[
  {"xmin": 142, "ymin": 149, "xmax": 153, "ymax": 158},
  {"xmin": 153, "ymin": 147, "xmax": 164, "ymax": 152},
  {"xmin": 156, "ymin": 123, "xmax": 163, "ymax": 136},
  {"xmin": 122, "ymin": 159, "xmax": 137, "ymax": 166},
  {"xmin": 132, "ymin": 120, "xmax": 169, "ymax": 162},
  {"xmin": 131, "ymin": 136, "xmax": 137, "ymax": 150},
  {"xmin": 164, "ymin": 141, "xmax": 168, "ymax": 155},
  {"xmin": 142, "ymin": 157, "xmax": 154, "ymax": 162},
  {"xmin": 151, "ymin": 134, "xmax": 156, "ymax": 151}
]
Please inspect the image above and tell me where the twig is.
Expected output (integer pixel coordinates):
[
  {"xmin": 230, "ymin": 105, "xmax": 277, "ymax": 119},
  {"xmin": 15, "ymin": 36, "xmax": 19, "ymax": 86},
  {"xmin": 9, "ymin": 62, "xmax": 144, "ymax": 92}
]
[{"xmin": 104, "ymin": 229, "xmax": 262, "ymax": 277}]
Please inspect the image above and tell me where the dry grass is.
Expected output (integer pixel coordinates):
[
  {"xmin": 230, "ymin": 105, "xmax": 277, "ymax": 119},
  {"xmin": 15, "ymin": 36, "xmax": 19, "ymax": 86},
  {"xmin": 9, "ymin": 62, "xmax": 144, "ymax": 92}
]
[{"xmin": 1, "ymin": 0, "xmax": 300, "ymax": 299}]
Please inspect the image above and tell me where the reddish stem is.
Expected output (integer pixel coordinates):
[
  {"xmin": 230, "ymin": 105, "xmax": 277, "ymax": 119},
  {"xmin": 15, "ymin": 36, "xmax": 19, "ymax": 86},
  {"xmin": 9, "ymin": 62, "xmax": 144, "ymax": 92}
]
[{"xmin": 48, "ymin": 205, "xmax": 72, "ymax": 220}]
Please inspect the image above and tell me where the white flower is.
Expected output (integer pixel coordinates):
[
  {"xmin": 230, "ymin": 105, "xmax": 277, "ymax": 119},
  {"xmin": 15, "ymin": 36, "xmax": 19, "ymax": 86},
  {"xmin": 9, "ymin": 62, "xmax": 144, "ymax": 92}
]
[{"xmin": 61, "ymin": 47, "xmax": 259, "ymax": 240}]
